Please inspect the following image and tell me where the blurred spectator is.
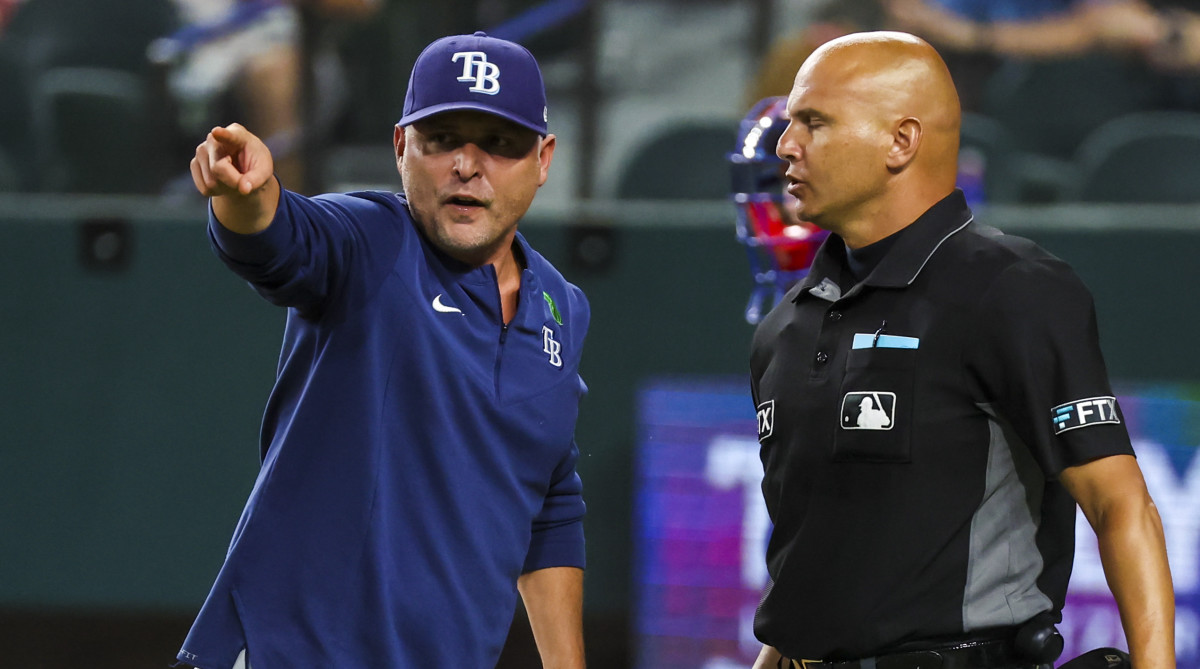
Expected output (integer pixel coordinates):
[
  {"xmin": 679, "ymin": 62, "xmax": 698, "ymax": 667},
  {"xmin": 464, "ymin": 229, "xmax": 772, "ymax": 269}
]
[
  {"xmin": 883, "ymin": 0, "xmax": 1143, "ymax": 109},
  {"xmin": 156, "ymin": 0, "xmax": 379, "ymax": 193},
  {"xmin": 883, "ymin": 0, "xmax": 1164, "ymax": 59},
  {"xmin": 881, "ymin": 0, "xmax": 1200, "ymax": 112},
  {"xmin": 1141, "ymin": 0, "xmax": 1200, "ymax": 71},
  {"xmin": 882, "ymin": 0, "xmax": 1200, "ymax": 74},
  {"xmin": 161, "ymin": 0, "xmax": 302, "ymax": 188},
  {"xmin": 744, "ymin": 0, "xmax": 885, "ymax": 108}
]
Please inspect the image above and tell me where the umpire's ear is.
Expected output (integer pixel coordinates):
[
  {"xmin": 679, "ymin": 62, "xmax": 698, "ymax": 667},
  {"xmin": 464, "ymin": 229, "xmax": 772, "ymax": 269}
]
[{"xmin": 1056, "ymin": 648, "xmax": 1130, "ymax": 669}]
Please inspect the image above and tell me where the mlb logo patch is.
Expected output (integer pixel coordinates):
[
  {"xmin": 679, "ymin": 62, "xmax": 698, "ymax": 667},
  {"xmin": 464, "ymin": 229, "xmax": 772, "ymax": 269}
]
[
  {"xmin": 841, "ymin": 392, "xmax": 896, "ymax": 430},
  {"xmin": 1052, "ymin": 396, "xmax": 1121, "ymax": 434},
  {"xmin": 756, "ymin": 400, "xmax": 774, "ymax": 442}
]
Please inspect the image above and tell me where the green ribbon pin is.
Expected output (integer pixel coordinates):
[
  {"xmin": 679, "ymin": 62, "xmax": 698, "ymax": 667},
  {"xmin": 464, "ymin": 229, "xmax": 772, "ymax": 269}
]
[{"xmin": 543, "ymin": 291, "xmax": 563, "ymax": 325}]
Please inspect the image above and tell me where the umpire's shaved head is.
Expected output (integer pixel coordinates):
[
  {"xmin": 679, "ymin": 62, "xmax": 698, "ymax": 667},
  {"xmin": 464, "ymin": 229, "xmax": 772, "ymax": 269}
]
[
  {"xmin": 777, "ymin": 31, "xmax": 962, "ymax": 246},
  {"xmin": 801, "ymin": 30, "xmax": 961, "ymax": 179}
]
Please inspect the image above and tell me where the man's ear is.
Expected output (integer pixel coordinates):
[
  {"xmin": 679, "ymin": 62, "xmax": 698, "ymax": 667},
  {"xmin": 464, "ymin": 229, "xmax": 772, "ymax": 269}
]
[
  {"xmin": 393, "ymin": 124, "xmax": 405, "ymax": 163},
  {"xmin": 537, "ymin": 134, "xmax": 556, "ymax": 187},
  {"xmin": 886, "ymin": 117, "xmax": 921, "ymax": 171}
]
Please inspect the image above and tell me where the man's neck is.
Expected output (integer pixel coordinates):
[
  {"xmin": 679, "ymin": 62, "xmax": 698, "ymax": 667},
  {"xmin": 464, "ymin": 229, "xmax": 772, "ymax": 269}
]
[
  {"xmin": 834, "ymin": 187, "xmax": 952, "ymax": 249},
  {"xmin": 492, "ymin": 241, "xmax": 524, "ymax": 325}
]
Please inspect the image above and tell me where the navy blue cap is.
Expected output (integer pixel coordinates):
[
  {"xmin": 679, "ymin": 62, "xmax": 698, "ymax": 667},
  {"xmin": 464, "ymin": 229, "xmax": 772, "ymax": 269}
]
[{"xmin": 399, "ymin": 31, "xmax": 548, "ymax": 135}]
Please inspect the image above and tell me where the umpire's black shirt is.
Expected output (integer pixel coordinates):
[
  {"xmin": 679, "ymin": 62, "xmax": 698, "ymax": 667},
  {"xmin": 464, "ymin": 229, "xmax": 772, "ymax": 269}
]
[{"xmin": 750, "ymin": 190, "xmax": 1134, "ymax": 660}]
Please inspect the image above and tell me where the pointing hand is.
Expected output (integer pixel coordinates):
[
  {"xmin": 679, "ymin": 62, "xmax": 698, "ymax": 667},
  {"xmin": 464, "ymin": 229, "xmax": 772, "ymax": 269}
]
[{"xmin": 190, "ymin": 123, "xmax": 275, "ymax": 198}]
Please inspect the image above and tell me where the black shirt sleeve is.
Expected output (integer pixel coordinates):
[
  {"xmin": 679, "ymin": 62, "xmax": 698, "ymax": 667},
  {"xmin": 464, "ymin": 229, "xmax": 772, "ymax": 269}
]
[{"xmin": 963, "ymin": 253, "xmax": 1135, "ymax": 477}]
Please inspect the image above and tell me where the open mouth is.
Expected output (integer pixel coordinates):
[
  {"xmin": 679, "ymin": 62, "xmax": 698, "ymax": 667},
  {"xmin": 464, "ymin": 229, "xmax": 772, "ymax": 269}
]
[{"xmin": 446, "ymin": 195, "xmax": 486, "ymax": 208}]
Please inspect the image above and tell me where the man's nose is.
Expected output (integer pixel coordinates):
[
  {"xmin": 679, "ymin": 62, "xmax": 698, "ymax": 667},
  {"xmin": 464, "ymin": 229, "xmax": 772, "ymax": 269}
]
[
  {"xmin": 776, "ymin": 125, "xmax": 801, "ymax": 163},
  {"xmin": 453, "ymin": 143, "xmax": 484, "ymax": 180}
]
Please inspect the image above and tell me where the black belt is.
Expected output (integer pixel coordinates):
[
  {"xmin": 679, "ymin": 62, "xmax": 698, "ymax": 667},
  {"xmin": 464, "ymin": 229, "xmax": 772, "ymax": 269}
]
[{"xmin": 790, "ymin": 638, "xmax": 1032, "ymax": 669}]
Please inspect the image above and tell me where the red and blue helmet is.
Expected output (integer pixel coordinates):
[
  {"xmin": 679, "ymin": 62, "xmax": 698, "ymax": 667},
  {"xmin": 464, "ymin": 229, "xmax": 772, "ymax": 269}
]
[{"xmin": 730, "ymin": 96, "xmax": 829, "ymax": 324}]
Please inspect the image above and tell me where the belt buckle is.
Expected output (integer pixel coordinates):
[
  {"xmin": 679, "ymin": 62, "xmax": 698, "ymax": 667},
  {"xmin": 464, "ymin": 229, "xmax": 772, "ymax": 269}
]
[{"xmin": 799, "ymin": 659, "xmax": 824, "ymax": 669}]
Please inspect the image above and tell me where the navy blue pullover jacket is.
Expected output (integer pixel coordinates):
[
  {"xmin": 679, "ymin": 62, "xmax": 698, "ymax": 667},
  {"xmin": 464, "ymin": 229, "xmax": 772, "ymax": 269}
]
[{"xmin": 178, "ymin": 189, "xmax": 589, "ymax": 668}]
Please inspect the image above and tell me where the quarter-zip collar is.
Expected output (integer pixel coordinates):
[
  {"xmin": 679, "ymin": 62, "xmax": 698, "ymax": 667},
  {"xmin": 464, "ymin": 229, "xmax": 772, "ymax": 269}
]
[{"xmin": 415, "ymin": 219, "xmax": 555, "ymax": 333}]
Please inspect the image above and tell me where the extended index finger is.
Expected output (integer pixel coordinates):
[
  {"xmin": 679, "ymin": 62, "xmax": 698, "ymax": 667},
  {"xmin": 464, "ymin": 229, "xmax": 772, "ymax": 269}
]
[
  {"xmin": 208, "ymin": 123, "xmax": 250, "ymax": 154},
  {"xmin": 208, "ymin": 123, "xmax": 274, "ymax": 195}
]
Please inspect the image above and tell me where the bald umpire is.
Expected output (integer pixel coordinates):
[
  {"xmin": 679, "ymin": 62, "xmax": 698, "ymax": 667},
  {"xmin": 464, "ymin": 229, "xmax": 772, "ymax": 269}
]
[{"xmin": 748, "ymin": 32, "xmax": 1175, "ymax": 669}]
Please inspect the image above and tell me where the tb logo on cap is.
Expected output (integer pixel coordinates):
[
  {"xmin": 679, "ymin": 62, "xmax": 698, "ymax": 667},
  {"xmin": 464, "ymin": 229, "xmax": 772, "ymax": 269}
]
[{"xmin": 452, "ymin": 51, "xmax": 500, "ymax": 95}]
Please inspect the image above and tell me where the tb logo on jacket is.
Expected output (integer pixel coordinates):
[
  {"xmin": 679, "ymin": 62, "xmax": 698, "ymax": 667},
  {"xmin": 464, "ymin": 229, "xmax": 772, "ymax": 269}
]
[{"xmin": 542, "ymin": 326, "xmax": 563, "ymax": 368}]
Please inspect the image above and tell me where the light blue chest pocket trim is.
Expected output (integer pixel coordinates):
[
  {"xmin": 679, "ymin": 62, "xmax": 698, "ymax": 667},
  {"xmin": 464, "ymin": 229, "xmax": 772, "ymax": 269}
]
[{"xmin": 851, "ymin": 333, "xmax": 920, "ymax": 350}]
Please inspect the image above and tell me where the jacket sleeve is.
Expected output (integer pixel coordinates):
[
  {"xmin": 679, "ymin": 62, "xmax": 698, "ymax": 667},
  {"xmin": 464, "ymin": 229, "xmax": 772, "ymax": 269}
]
[
  {"xmin": 208, "ymin": 189, "xmax": 406, "ymax": 319},
  {"xmin": 523, "ymin": 432, "xmax": 587, "ymax": 572}
]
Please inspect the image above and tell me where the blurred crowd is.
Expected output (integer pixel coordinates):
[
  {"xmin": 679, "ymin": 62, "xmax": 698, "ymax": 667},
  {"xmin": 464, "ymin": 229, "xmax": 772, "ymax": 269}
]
[
  {"xmin": 0, "ymin": 0, "xmax": 581, "ymax": 197},
  {"xmin": 752, "ymin": 0, "xmax": 1200, "ymax": 112},
  {"xmin": 3, "ymin": 0, "xmax": 1200, "ymax": 204},
  {"xmin": 751, "ymin": 0, "xmax": 1200, "ymax": 204},
  {"xmin": 0, "ymin": 0, "xmax": 376, "ymax": 195}
]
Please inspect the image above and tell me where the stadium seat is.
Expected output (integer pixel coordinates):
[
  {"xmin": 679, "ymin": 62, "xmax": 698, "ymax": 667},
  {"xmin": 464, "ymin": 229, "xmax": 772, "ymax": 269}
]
[
  {"xmin": 4, "ymin": 0, "xmax": 178, "ymax": 74},
  {"xmin": 4, "ymin": 0, "xmax": 178, "ymax": 193},
  {"xmin": 616, "ymin": 118, "xmax": 739, "ymax": 200},
  {"xmin": 31, "ymin": 67, "xmax": 159, "ymax": 194},
  {"xmin": 981, "ymin": 54, "xmax": 1158, "ymax": 161},
  {"xmin": 0, "ymin": 149, "xmax": 19, "ymax": 193},
  {"xmin": 0, "ymin": 43, "xmax": 32, "ymax": 192},
  {"xmin": 1073, "ymin": 111, "xmax": 1200, "ymax": 203},
  {"xmin": 959, "ymin": 112, "xmax": 1022, "ymax": 204},
  {"xmin": 959, "ymin": 111, "xmax": 1080, "ymax": 204}
]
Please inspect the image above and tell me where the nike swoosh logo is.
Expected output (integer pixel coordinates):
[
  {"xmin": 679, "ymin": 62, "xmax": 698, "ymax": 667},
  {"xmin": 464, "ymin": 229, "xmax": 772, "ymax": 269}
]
[{"xmin": 432, "ymin": 294, "xmax": 463, "ymax": 314}]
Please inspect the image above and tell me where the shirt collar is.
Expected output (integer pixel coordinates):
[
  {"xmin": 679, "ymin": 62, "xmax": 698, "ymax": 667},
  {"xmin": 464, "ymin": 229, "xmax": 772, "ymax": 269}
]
[
  {"xmin": 513, "ymin": 232, "xmax": 553, "ymax": 334},
  {"xmin": 407, "ymin": 207, "xmax": 549, "ymax": 330},
  {"xmin": 795, "ymin": 189, "xmax": 974, "ymax": 300}
]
